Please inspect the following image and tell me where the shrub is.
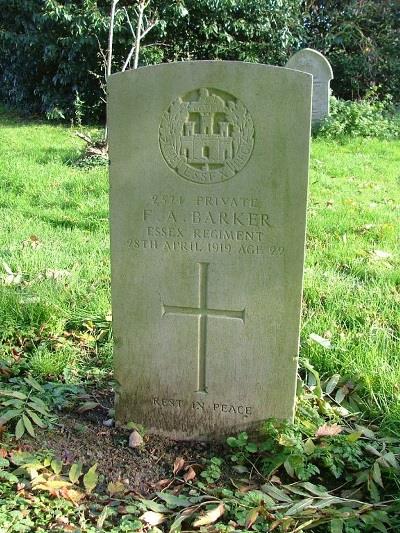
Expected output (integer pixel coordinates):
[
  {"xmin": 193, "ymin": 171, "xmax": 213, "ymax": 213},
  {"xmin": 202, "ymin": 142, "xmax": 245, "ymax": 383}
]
[
  {"xmin": 305, "ymin": 0, "xmax": 399, "ymax": 101},
  {"xmin": 0, "ymin": 0, "xmax": 397, "ymax": 122},
  {"xmin": 317, "ymin": 93, "xmax": 400, "ymax": 139},
  {"xmin": 0, "ymin": 0, "xmax": 304, "ymax": 123}
]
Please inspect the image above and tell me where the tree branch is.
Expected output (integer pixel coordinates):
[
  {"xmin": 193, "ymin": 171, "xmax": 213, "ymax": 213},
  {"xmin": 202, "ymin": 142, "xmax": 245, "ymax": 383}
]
[{"xmin": 107, "ymin": 0, "xmax": 119, "ymax": 78}]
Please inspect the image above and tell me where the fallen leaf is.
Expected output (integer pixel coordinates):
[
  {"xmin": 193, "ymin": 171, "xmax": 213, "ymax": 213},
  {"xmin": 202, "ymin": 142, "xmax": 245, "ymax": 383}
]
[
  {"xmin": 309, "ymin": 333, "xmax": 332, "ymax": 349},
  {"xmin": 152, "ymin": 478, "xmax": 171, "ymax": 490},
  {"xmin": 355, "ymin": 425, "xmax": 376, "ymax": 439},
  {"xmin": 325, "ymin": 373, "xmax": 341, "ymax": 395},
  {"xmin": 270, "ymin": 475, "xmax": 282, "ymax": 484},
  {"xmin": 83, "ymin": 464, "xmax": 98, "ymax": 493},
  {"xmin": 358, "ymin": 223, "xmax": 375, "ymax": 233},
  {"xmin": 335, "ymin": 385, "xmax": 349, "ymax": 404},
  {"xmin": 45, "ymin": 269, "xmax": 71, "ymax": 280},
  {"xmin": 246, "ymin": 507, "xmax": 260, "ymax": 529},
  {"xmin": 128, "ymin": 430, "xmax": 143, "ymax": 448},
  {"xmin": 173, "ymin": 456, "xmax": 185, "ymax": 475},
  {"xmin": 60, "ymin": 487, "xmax": 85, "ymax": 503},
  {"xmin": 370, "ymin": 249, "xmax": 392, "ymax": 260},
  {"xmin": 140, "ymin": 511, "xmax": 166, "ymax": 526},
  {"xmin": 2, "ymin": 262, "xmax": 22, "ymax": 285},
  {"xmin": 33, "ymin": 479, "xmax": 73, "ymax": 493},
  {"xmin": 107, "ymin": 481, "xmax": 126, "ymax": 496},
  {"xmin": 22, "ymin": 235, "xmax": 42, "ymax": 249},
  {"xmin": 69, "ymin": 462, "xmax": 83, "ymax": 484},
  {"xmin": 77, "ymin": 401, "xmax": 99, "ymax": 414},
  {"xmin": 315, "ymin": 423, "xmax": 342, "ymax": 438},
  {"xmin": 193, "ymin": 502, "xmax": 225, "ymax": 527},
  {"xmin": 183, "ymin": 466, "xmax": 196, "ymax": 482},
  {"xmin": 372, "ymin": 462, "xmax": 384, "ymax": 488},
  {"xmin": 141, "ymin": 499, "xmax": 169, "ymax": 513}
]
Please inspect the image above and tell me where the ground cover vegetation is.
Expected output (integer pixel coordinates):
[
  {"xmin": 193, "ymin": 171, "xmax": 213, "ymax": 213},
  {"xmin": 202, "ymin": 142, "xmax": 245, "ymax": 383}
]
[
  {"xmin": 0, "ymin": 0, "xmax": 398, "ymax": 122},
  {"xmin": 0, "ymin": 107, "xmax": 399, "ymax": 530}
]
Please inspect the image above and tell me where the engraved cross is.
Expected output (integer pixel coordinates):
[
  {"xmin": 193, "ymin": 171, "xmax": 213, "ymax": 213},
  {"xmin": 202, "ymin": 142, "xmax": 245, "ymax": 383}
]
[{"xmin": 162, "ymin": 262, "xmax": 245, "ymax": 393}]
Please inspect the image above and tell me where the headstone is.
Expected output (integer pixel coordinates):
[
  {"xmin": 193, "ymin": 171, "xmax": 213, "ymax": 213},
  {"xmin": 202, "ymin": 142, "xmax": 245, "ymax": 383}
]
[
  {"xmin": 286, "ymin": 48, "xmax": 333, "ymax": 124},
  {"xmin": 108, "ymin": 61, "xmax": 312, "ymax": 440}
]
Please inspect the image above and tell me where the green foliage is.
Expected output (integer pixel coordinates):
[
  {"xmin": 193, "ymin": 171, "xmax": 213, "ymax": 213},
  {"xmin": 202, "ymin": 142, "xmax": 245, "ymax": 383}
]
[
  {"xmin": 0, "ymin": 376, "xmax": 52, "ymax": 438},
  {"xmin": 1, "ymin": 0, "xmax": 398, "ymax": 123},
  {"xmin": 0, "ymin": 373, "xmax": 398, "ymax": 531},
  {"xmin": 227, "ymin": 361, "xmax": 400, "ymax": 507},
  {"xmin": 0, "ymin": 113, "xmax": 399, "ymax": 531},
  {"xmin": 306, "ymin": 0, "xmax": 399, "ymax": 101},
  {"xmin": 0, "ymin": 0, "xmax": 302, "ymax": 122},
  {"xmin": 199, "ymin": 456, "xmax": 223, "ymax": 484},
  {"xmin": 317, "ymin": 93, "xmax": 400, "ymax": 139}
]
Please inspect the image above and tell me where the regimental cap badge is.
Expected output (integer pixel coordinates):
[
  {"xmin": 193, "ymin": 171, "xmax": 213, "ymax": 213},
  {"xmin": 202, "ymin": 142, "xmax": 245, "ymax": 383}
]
[{"xmin": 159, "ymin": 88, "xmax": 254, "ymax": 184}]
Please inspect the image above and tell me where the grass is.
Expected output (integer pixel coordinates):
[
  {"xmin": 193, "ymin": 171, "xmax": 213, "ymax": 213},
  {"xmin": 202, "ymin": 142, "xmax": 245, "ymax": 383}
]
[
  {"xmin": 303, "ymin": 137, "xmax": 400, "ymax": 429},
  {"xmin": 0, "ymin": 108, "xmax": 399, "ymax": 430},
  {"xmin": 0, "ymin": 108, "xmax": 400, "ymax": 428},
  {"xmin": 0, "ymin": 109, "xmax": 112, "ymax": 380},
  {"xmin": 0, "ymin": 109, "xmax": 399, "ymax": 532}
]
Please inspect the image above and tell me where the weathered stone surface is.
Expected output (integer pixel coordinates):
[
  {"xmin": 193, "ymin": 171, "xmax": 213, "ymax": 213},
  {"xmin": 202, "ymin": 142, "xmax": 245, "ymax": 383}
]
[
  {"xmin": 108, "ymin": 61, "xmax": 312, "ymax": 440},
  {"xmin": 286, "ymin": 48, "xmax": 333, "ymax": 124}
]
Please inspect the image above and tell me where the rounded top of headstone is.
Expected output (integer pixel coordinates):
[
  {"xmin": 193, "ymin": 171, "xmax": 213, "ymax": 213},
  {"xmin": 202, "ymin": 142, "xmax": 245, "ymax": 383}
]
[{"xmin": 286, "ymin": 48, "xmax": 333, "ymax": 80}]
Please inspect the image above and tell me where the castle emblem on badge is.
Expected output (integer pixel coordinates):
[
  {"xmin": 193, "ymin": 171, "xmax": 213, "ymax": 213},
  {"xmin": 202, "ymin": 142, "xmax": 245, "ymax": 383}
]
[{"xmin": 159, "ymin": 88, "xmax": 254, "ymax": 184}]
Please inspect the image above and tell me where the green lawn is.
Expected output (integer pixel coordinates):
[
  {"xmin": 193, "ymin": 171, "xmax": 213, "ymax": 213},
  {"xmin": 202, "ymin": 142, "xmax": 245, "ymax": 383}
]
[
  {"xmin": 0, "ymin": 110, "xmax": 400, "ymax": 531},
  {"xmin": 304, "ymin": 137, "xmax": 400, "ymax": 429},
  {"xmin": 0, "ymin": 109, "xmax": 399, "ymax": 428}
]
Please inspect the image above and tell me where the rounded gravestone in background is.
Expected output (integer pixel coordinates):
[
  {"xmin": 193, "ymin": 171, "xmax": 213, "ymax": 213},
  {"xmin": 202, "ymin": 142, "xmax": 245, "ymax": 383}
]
[
  {"xmin": 159, "ymin": 87, "xmax": 254, "ymax": 184},
  {"xmin": 286, "ymin": 48, "xmax": 333, "ymax": 124}
]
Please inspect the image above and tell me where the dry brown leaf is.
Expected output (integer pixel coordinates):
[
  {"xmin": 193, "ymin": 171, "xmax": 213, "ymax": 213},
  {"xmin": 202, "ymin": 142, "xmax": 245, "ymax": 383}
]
[
  {"xmin": 2, "ymin": 262, "xmax": 22, "ymax": 285},
  {"xmin": 152, "ymin": 478, "xmax": 172, "ymax": 490},
  {"xmin": 60, "ymin": 487, "xmax": 85, "ymax": 503},
  {"xmin": 370, "ymin": 249, "xmax": 392, "ymax": 260},
  {"xmin": 270, "ymin": 475, "xmax": 282, "ymax": 484},
  {"xmin": 246, "ymin": 507, "xmax": 260, "ymax": 529},
  {"xmin": 140, "ymin": 511, "xmax": 166, "ymax": 526},
  {"xmin": 107, "ymin": 481, "xmax": 126, "ymax": 496},
  {"xmin": 183, "ymin": 466, "xmax": 196, "ymax": 482},
  {"xmin": 77, "ymin": 401, "xmax": 99, "ymax": 414},
  {"xmin": 22, "ymin": 235, "xmax": 42, "ymax": 249},
  {"xmin": 315, "ymin": 423, "xmax": 342, "ymax": 438},
  {"xmin": 238, "ymin": 485, "xmax": 253, "ymax": 493},
  {"xmin": 45, "ymin": 269, "xmax": 71, "ymax": 280},
  {"xmin": 193, "ymin": 502, "xmax": 225, "ymax": 527},
  {"xmin": 173, "ymin": 456, "xmax": 185, "ymax": 475}
]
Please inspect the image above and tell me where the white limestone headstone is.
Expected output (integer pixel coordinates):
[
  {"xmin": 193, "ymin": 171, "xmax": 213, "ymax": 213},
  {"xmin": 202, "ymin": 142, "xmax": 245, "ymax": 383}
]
[
  {"xmin": 108, "ymin": 61, "xmax": 312, "ymax": 440},
  {"xmin": 286, "ymin": 48, "xmax": 333, "ymax": 124}
]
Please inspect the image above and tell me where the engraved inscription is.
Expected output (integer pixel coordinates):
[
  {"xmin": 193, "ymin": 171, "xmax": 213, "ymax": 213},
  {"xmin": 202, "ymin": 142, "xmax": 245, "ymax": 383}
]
[
  {"xmin": 152, "ymin": 397, "xmax": 252, "ymax": 417},
  {"xmin": 159, "ymin": 88, "xmax": 254, "ymax": 184},
  {"xmin": 127, "ymin": 192, "xmax": 285, "ymax": 256},
  {"xmin": 162, "ymin": 262, "xmax": 245, "ymax": 393}
]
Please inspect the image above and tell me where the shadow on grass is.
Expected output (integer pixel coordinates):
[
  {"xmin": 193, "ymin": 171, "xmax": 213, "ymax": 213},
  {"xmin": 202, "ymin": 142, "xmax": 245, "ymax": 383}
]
[
  {"xmin": 35, "ymin": 147, "xmax": 81, "ymax": 165},
  {"xmin": 41, "ymin": 214, "xmax": 108, "ymax": 232}
]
